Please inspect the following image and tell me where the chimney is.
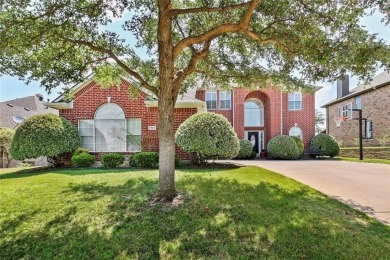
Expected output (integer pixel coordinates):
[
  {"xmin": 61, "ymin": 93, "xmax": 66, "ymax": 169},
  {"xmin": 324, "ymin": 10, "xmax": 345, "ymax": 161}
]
[
  {"xmin": 36, "ymin": 93, "xmax": 44, "ymax": 101},
  {"xmin": 337, "ymin": 75, "xmax": 349, "ymax": 99}
]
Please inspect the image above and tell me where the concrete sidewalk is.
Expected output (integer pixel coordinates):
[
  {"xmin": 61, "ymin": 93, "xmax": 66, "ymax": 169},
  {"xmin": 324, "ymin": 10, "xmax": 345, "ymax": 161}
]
[{"xmin": 228, "ymin": 159, "xmax": 390, "ymax": 225}]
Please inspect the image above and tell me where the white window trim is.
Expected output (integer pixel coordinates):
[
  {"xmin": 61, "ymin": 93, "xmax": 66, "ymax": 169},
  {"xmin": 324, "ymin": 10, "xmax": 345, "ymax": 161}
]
[
  {"xmin": 338, "ymin": 102, "xmax": 353, "ymax": 119},
  {"xmin": 365, "ymin": 120, "xmax": 373, "ymax": 140},
  {"xmin": 78, "ymin": 104, "xmax": 142, "ymax": 152},
  {"xmin": 126, "ymin": 119, "xmax": 142, "ymax": 152},
  {"xmin": 79, "ymin": 119, "xmax": 95, "ymax": 151},
  {"xmin": 288, "ymin": 92, "xmax": 302, "ymax": 111},
  {"xmin": 244, "ymin": 99, "xmax": 264, "ymax": 127},
  {"xmin": 289, "ymin": 126, "xmax": 303, "ymax": 140},
  {"xmin": 79, "ymin": 119, "xmax": 142, "ymax": 152},
  {"xmin": 354, "ymin": 96, "xmax": 362, "ymax": 110},
  {"xmin": 219, "ymin": 91, "xmax": 231, "ymax": 110},
  {"xmin": 205, "ymin": 91, "xmax": 217, "ymax": 110}
]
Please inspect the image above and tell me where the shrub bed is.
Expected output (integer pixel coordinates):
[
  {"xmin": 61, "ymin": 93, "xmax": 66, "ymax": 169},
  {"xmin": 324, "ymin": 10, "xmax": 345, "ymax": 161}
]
[
  {"xmin": 267, "ymin": 135, "xmax": 300, "ymax": 160},
  {"xmin": 130, "ymin": 152, "xmax": 159, "ymax": 168},
  {"xmin": 101, "ymin": 153, "xmax": 125, "ymax": 168},
  {"xmin": 71, "ymin": 153, "xmax": 95, "ymax": 167},
  {"xmin": 175, "ymin": 113, "xmax": 240, "ymax": 163},
  {"xmin": 130, "ymin": 152, "xmax": 181, "ymax": 168},
  {"xmin": 235, "ymin": 139, "xmax": 254, "ymax": 159},
  {"xmin": 291, "ymin": 136, "xmax": 304, "ymax": 156},
  {"xmin": 310, "ymin": 133, "xmax": 339, "ymax": 157}
]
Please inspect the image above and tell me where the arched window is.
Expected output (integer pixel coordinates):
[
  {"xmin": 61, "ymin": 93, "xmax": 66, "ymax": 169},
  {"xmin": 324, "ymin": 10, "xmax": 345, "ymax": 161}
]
[
  {"xmin": 289, "ymin": 125, "xmax": 303, "ymax": 140},
  {"xmin": 244, "ymin": 99, "xmax": 264, "ymax": 127},
  {"xmin": 79, "ymin": 103, "xmax": 141, "ymax": 152},
  {"xmin": 95, "ymin": 103, "xmax": 125, "ymax": 120}
]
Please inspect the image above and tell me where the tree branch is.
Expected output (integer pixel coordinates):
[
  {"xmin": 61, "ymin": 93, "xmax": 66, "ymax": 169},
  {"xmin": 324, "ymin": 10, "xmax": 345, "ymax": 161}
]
[
  {"xmin": 173, "ymin": 40, "xmax": 212, "ymax": 93},
  {"xmin": 244, "ymin": 31, "xmax": 292, "ymax": 54},
  {"xmin": 62, "ymin": 37, "xmax": 158, "ymax": 95},
  {"xmin": 173, "ymin": 0, "xmax": 260, "ymax": 59},
  {"xmin": 170, "ymin": 2, "xmax": 250, "ymax": 16}
]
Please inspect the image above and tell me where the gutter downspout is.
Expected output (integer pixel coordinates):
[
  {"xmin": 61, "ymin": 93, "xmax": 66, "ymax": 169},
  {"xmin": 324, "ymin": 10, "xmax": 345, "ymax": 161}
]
[
  {"xmin": 280, "ymin": 90, "xmax": 283, "ymax": 135},
  {"xmin": 326, "ymin": 107, "xmax": 329, "ymax": 133},
  {"xmin": 232, "ymin": 89, "xmax": 234, "ymax": 131}
]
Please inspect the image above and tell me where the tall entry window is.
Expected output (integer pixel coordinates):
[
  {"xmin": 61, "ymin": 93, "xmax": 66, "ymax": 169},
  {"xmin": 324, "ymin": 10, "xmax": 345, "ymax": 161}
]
[
  {"xmin": 244, "ymin": 99, "xmax": 264, "ymax": 127},
  {"xmin": 79, "ymin": 103, "xmax": 141, "ymax": 152}
]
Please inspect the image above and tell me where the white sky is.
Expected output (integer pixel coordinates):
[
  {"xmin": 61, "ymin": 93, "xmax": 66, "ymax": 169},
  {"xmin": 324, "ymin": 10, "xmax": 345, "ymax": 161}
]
[{"xmin": 1, "ymin": 10, "xmax": 389, "ymax": 115}]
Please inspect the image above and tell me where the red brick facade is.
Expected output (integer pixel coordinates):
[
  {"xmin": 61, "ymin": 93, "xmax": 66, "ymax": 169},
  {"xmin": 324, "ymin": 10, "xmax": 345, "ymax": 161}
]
[
  {"xmin": 196, "ymin": 88, "xmax": 315, "ymax": 148},
  {"xmin": 59, "ymin": 80, "xmax": 197, "ymax": 159},
  {"xmin": 57, "ymin": 80, "xmax": 316, "ymax": 159}
]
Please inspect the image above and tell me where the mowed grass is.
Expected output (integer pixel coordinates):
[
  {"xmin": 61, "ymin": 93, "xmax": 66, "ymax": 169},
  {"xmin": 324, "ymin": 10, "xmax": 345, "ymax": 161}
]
[
  {"xmin": 1, "ymin": 166, "xmax": 389, "ymax": 259},
  {"xmin": 334, "ymin": 157, "xmax": 390, "ymax": 165}
]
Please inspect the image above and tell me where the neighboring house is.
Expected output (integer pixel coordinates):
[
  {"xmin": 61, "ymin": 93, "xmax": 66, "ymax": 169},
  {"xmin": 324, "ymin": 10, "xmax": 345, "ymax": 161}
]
[
  {"xmin": 0, "ymin": 94, "xmax": 58, "ymax": 167},
  {"xmin": 47, "ymin": 76, "xmax": 317, "ymax": 159},
  {"xmin": 321, "ymin": 71, "xmax": 390, "ymax": 146}
]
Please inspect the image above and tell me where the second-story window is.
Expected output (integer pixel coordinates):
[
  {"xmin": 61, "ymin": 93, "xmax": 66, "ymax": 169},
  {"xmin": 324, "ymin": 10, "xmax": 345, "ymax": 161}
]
[
  {"xmin": 219, "ymin": 91, "xmax": 231, "ymax": 109},
  {"xmin": 355, "ymin": 95, "xmax": 362, "ymax": 109},
  {"xmin": 206, "ymin": 91, "xmax": 217, "ymax": 110},
  {"xmin": 339, "ymin": 103, "xmax": 352, "ymax": 119},
  {"xmin": 288, "ymin": 92, "xmax": 302, "ymax": 110}
]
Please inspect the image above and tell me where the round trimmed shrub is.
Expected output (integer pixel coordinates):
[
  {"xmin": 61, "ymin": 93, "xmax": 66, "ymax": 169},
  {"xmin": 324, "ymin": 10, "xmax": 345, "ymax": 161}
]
[
  {"xmin": 10, "ymin": 114, "xmax": 80, "ymax": 161},
  {"xmin": 130, "ymin": 152, "xmax": 159, "ymax": 168},
  {"xmin": 291, "ymin": 136, "xmax": 304, "ymax": 156},
  {"xmin": 73, "ymin": 148, "xmax": 90, "ymax": 156},
  {"xmin": 101, "ymin": 153, "xmax": 125, "ymax": 168},
  {"xmin": 71, "ymin": 153, "xmax": 95, "ymax": 167},
  {"xmin": 309, "ymin": 133, "xmax": 339, "ymax": 157},
  {"xmin": 267, "ymin": 135, "xmax": 300, "ymax": 160},
  {"xmin": 175, "ymin": 113, "xmax": 240, "ymax": 161},
  {"xmin": 235, "ymin": 139, "xmax": 254, "ymax": 159},
  {"xmin": 130, "ymin": 152, "xmax": 181, "ymax": 168}
]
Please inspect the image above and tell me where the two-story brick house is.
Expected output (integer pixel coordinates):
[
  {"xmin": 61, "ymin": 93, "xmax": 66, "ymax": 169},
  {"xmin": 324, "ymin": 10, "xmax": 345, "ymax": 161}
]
[
  {"xmin": 48, "ymin": 75, "xmax": 317, "ymax": 158},
  {"xmin": 322, "ymin": 71, "xmax": 390, "ymax": 146},
  {"xmin": 196, "ymin": 87, "xmax": 316, "ymax": 154}
]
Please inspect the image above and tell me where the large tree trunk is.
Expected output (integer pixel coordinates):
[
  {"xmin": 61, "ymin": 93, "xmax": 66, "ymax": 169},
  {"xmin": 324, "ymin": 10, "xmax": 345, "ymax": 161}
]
[
  {"xmin": 156, "ymin": 0, "xmax": 177, "ymax": 199},
  {"xmin": 157, "ymin": 94, "xmax": 176, "ymax": 199}
]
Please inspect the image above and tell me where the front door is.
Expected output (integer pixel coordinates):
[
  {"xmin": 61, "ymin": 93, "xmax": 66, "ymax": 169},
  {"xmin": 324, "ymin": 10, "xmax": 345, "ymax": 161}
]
[{"xmin": 247, "ymin": 132, "xmax": 259, "ymax": 154}]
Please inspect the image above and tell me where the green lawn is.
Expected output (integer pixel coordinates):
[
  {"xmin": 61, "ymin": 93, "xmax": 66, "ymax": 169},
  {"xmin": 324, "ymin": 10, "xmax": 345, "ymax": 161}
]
[
  {"xmin": 334, "ymin": 157, "xmax": 390, "ymax": 165},
  {"xmin": 1, "ymin": 166, "xmax": 389, "ymax": 259}
]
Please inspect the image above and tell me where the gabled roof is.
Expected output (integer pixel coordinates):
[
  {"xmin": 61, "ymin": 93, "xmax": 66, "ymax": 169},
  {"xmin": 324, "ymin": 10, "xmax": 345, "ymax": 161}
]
[
  {"xmin": 321, "ymin": 71, "xmax": 390, "ymax": 108},
  {"xmin": 47, "ymin": 74, "xmax": 205, "ymax": 110},
  {"xmin": 4, "ymin": 94, "xmax": 55, "ymax": 111},
  {"xmin": 0, "ymin": 95, "xmax": 58, "ymax": 128}
]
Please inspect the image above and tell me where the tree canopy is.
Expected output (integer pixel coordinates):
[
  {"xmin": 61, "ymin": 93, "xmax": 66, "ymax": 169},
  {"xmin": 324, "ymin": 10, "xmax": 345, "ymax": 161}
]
[
  {"xmin": 315, "ymin": 109, "xmax": 326, "ymax": 134},
  {"xmin": 1, "ymin": 1, "xmax": 389, "ymax": 93},
  {"xmin": 10, "ymin": 114, "xmax": 80, "ymax": 165},
  {"xmin": 1, "ymin": 0, "xmax": 389, "ymax": 198}
]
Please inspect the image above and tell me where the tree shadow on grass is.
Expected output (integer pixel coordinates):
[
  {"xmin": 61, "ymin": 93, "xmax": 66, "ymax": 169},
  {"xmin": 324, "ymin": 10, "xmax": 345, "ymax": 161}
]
[
  {"xmin": 0, "ymin": 167, "xmax": 53, "ymax": 180},
  {"xmin": 0, "ymin": 167, "xmax": 146, "ymax": 180},
  {"xmin": 1, "ymin": 176, "xmax": 389, "ymax": 259}
]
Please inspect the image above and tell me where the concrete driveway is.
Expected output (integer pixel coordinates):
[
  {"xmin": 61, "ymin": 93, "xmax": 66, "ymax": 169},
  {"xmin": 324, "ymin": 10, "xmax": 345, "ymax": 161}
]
[{"xmin": 229, "ymin": 159, "xmax": 390, "ymax": 225}]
